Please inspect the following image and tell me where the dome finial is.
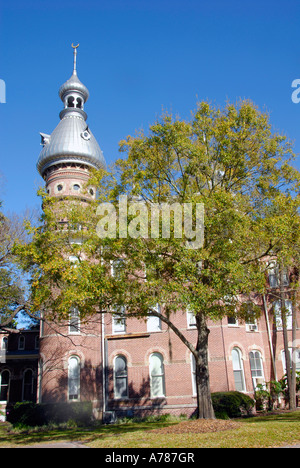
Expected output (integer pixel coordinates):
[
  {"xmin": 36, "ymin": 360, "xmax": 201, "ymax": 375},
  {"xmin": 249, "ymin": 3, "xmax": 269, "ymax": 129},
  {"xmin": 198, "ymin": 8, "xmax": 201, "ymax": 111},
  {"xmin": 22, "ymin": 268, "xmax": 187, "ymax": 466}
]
[{"xmin": 71, "ymin": 43, "xmax": 79, "ymax": 75}]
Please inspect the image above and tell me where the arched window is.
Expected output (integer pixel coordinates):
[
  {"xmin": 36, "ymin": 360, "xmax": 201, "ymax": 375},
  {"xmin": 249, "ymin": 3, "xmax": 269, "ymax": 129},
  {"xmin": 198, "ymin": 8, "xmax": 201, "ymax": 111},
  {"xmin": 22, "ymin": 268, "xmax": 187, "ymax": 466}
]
[
  {"xmin": 68, "ymin": 356, "xmax": 80, "ymax": 400},
  {"xmin": 114, "ymin": 355, "xmax": 128, "ymax": 399},
  {"xmin": 76, "ymin": 97, "xmax": 82, "ymax": 109},
  {"xmin": 0, "ymin": 370, "xmax": 10, "ymax": 401},
  {"xmin": 249, "ymin": 351, "xmax": 264, "ymax": 390},
  {"xmin": 232, "ymin": 348, "xmax": 245, "ymax": 392},
  {"xmin": 23, "ymin": 369, "xmax": 34, "ymax": 401},
  {"xmin": 18, "ymin": 335, "xmax": 25, "ymax": 350},
  {"xmin": 1, "ymin": 337, "xmax": 7, "ymax": 350},
  {"xmin": 67, "ymin": 96, "xmax": 75, "ymax": 108},
  {"xmin": 149, "ymin": 352, "xmax": 165, "ymax": 397}
]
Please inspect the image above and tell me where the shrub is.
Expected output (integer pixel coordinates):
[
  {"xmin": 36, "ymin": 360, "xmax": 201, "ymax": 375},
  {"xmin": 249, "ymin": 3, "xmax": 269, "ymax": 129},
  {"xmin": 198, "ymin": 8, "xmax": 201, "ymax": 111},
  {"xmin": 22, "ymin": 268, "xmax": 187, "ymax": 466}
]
[
  {"xmin": 7, "ymin": 401, "xmax": 93, "ymax": 428},
  {"xmin": 212, "ymin": 391, "xmax": 255, "ymax": 419}
]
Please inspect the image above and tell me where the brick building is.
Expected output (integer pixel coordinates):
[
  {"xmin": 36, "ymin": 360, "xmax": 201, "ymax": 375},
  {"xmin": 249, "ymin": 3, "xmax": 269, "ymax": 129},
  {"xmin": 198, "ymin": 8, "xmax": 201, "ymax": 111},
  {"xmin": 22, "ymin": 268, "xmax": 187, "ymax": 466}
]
[
  {"xmin": 0, "ymin": 329, "xmax": 39, "ymax": 420},
  {"xmin": 4, "ymin": 46, "xmax": 299, "ymax": 421}
]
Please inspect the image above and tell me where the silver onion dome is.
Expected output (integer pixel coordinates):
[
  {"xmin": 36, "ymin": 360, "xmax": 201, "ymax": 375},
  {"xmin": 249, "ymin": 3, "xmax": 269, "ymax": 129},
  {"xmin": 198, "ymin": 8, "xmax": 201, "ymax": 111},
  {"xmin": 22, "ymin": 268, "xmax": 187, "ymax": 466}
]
[
  {"xmin": 59, "ymin": 72, "xmax": 89, "ymax": 103},
  {"xmin": 37, "ymin": 44, "xmax": 106, "ymax": 177}
]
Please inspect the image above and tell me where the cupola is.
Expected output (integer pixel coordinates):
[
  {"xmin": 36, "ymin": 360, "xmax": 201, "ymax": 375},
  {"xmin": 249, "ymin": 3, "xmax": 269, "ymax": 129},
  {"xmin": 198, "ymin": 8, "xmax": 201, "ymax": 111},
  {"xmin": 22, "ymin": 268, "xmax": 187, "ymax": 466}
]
[{"xmin": 37, "ymin": 44, "xmax": 106, "ymax": 178}]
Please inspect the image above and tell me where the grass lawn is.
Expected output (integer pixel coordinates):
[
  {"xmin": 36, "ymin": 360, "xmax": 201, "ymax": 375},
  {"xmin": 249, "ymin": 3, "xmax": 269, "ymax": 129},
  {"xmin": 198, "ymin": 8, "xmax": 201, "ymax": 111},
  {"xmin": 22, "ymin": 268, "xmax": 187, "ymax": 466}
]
[{"xmin": 0, "ymin": 410, "xmax": 299, "ymax": 448}]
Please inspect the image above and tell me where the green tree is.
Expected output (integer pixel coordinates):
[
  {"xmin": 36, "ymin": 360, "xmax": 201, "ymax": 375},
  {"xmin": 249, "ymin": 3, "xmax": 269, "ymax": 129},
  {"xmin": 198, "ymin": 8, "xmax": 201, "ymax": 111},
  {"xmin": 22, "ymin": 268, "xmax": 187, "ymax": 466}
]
[
  {"xmin": 0, "ymin": 202, "xmax": 36, "ymax": 328},
  {"xmin": 17, "ymin": 100, "xmax": 300, "ymax": 418}
]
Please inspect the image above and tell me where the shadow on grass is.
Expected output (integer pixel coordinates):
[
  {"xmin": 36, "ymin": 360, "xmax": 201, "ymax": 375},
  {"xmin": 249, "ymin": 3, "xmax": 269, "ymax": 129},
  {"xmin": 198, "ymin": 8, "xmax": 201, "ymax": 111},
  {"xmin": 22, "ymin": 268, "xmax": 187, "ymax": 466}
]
[{"xmin": 0, "ymin": 420, "xmax": 179, "ymax": 447}]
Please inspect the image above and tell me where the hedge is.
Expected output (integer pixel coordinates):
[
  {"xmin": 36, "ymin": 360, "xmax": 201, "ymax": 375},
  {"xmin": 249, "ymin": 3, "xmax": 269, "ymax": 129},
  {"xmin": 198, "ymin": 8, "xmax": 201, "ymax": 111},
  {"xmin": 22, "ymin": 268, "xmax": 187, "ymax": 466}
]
[
  {"xmin": 212, "ymin": 391, "xmax": 255, "ymax": 419},
  {"xmin": 7, "ymin": 401, "xmax": 93, "ymax": 427}
]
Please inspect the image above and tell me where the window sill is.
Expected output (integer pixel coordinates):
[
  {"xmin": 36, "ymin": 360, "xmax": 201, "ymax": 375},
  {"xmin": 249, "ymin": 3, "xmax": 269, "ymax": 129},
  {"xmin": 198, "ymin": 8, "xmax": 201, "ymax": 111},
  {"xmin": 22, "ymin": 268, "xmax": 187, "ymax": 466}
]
[{"xmin": 106, "ymin": 332, "xmax": 151, "ymax": 340}]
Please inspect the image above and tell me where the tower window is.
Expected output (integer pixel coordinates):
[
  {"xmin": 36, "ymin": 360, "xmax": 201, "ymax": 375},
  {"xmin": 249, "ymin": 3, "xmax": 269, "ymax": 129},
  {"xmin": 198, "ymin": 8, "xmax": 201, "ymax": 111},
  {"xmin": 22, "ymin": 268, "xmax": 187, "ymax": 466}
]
[
  {"xmin": 57, "ymin": 184, "xmax": 63, "ymax": 192},
  {"xmin": 73, "ymin": 184, "xmax": 80, "ymax": 191},
  {"xmin": 67, "ymin": 96, "xmax": 75, "ymax": 108},
  {"xmin": 18, "ymin": 336, "xmax": 25, "ymax": 350},
  {"xmin": 76, "ymin": 98, "xmax": 82, "ymax": 109}
]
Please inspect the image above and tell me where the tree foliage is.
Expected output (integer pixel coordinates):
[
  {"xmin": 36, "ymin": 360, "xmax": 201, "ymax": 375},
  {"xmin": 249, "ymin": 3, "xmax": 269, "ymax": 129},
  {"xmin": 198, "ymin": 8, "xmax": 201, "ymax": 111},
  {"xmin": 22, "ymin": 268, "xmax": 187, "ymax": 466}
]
[{"xmin": 17, "ymin": 100, "xmax": 300, "ymax": 417}]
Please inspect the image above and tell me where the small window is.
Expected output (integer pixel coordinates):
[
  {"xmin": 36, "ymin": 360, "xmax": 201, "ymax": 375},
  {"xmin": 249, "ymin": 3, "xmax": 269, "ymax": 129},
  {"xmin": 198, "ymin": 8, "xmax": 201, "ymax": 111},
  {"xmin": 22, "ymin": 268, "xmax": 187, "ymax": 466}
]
[
  {"xmin": 268, "ymin": 262, "xmax": 289, "ymax": 288},
  {"xmin": 187, "ymin": 309, "xmax": 196, "ymax": 328},
  {"xmin": 68, "ymin": 356, "xmax": 80, "ymax": 400},
  {"xmin": 114, "ymin": 355, "xmax": 128, "ymax": 399},
  {"xmin": 245, "ymin": 307, "xmax": 258, "ymax": 332},
  {"xmin": 69, "ymin": 307, "xmax": 80, "ymax": 334},
  {"xmin": 112, "ymin": 307, "xmax": 126, "ymax": 334},
  {"xmin": 111, "ymin": 259, "xmax": 125, "ymax": 279},
  {"xmin": 274, "ymin": 300, "xmax": 293, "ymax": 330},
  {"xmin": 57, "ymin": 184, "xmax": 63, "ymax": 192},
  {"xmin": 0, "ymin": 370, "xmax": 10, "ymax": 401},
  {"xmin": 67, "ymin": 96, "xmax": 75, "ymax": 108},
  {"xmin": 281, "ymin": 348, "xmax": 300, "ymax": 374},
  {"xmin": 18, "ymin": 336, "xmax": 25, "ymax": 350},
  {"xmin": 76, "ymin": 97, "xmax": 82, "ymax": 109},
  {"xmin": 73, "ymin": 184, "xmax": 80, "ymax": 191},
  {"xmin": 227, "ymin": 316, "xmax": 238, "ymax": 326},
  {"xmin": 147, "ymin": 304, "xmax": 162, "ymax": 332},
  {"xmin": 149, "ymin": 352, "xmax": 165, "ymax": 397}
]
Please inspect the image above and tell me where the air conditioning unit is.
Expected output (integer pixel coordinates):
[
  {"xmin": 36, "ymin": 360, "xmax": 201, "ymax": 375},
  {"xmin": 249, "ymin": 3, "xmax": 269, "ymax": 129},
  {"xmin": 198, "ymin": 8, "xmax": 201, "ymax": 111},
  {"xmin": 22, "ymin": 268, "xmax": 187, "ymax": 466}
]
[{"xmin": 248, "ymin": 324, "xmax": 258, "ymax": 332}]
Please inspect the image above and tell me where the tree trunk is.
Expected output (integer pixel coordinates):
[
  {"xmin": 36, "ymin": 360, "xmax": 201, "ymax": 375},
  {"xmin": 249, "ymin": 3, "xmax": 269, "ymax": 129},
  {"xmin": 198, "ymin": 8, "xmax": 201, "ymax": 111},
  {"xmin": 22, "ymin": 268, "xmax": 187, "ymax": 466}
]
[
  {"xmin": 280, "ymin": 265, "xmax": 295, "ymax": 409},
  {"xmin": 147, "ymin": 307, "xmax": 215, "ymax": 419},
  {"xmin": 291, "ymin": 292, "xmax": 297, "ymax": 411},
  {"xmin": 195, "ymin": 313, "xmax": 215, "ymax": 419}
]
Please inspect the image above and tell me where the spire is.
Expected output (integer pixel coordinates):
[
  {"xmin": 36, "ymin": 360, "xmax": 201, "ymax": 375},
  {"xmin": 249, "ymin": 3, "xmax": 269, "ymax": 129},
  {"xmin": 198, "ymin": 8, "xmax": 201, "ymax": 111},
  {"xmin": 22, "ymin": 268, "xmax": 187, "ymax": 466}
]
[
  {"xmin": 72, "ymin": 43, "xmax": 79, "ymax": 76},
  {"xmin": 58, "ymin": 44, "xmax": 89, "ymax": 106}
]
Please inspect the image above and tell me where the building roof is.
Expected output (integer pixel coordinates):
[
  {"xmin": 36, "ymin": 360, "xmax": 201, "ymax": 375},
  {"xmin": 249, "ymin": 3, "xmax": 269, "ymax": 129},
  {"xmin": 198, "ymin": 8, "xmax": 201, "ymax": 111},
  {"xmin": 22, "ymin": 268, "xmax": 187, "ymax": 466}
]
[{"xmin": 37, "ymin": 45, "xmax": 106, "ymax": 177}]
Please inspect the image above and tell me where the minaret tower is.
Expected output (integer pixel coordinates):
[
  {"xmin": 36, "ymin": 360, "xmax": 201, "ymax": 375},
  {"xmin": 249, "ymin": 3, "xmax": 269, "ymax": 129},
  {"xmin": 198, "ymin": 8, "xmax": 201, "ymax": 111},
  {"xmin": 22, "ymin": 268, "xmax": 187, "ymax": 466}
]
[
  {"xmin": 37, "ymin": 44, "xmax": 106, "ymax": 197},
  {"xmin": 37, "ymin": 45, "xmax": 105, "ymax": 416}
]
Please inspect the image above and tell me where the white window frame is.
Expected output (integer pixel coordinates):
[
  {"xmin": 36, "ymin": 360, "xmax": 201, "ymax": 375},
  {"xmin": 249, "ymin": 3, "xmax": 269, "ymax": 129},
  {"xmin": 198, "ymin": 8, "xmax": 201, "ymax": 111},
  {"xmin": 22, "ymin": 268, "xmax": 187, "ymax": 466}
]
[
  {"xmin": 274, "ymin": 300, "xmax": 293, "ymax": 331},
  {"xmin": 114, "ymin": 355, "xmax": 128, "ymax": 399},
  {"xmin": 191, "ymin": 354, "xmax": 197, "ymax": 396},
  {"xmin": 111, "ymin": 259, "xmax": 125, "ymax": 279},
  {"xmin": 68, "ymin": 356, "xmax": 80, "ymax": 401},
  {"xmin": 69, "ymin": 307, "xmax": 80, "ymax": 335},
  {"xmin": 187, "ymin": 309, "xmax": 197, "ymax": 328},
  {"xmin": 147, "ymin": 304, "xmax": 162, "ymax": 332},
  {"xmin": 227, "ymin": 316, "xmax": 239, "ymax": 327},
  {"xmin": 281, "ymin": 348, "xmax": 300, "ymax": 374},
  {"xmin": 112, "ymin": 306, "xmax": 126, "ymax": 334},
  {"xmin": 249, "ymin": 350, "xmax": 265, "ymax": 390},
  {"xmin": 268, "ymin": 261, "xmax": 289, "ymax": 288},
  {"xmin": 232, "ymin": 347, "xmax": 246, "ymax": 392}
]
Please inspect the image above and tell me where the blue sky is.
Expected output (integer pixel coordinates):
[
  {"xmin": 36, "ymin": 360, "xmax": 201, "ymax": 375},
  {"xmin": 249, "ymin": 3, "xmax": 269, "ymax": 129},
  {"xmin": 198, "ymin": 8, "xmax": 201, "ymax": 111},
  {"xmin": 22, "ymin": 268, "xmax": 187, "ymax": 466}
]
[{"xmin": 1, "ymin": 0, "xmax": 300, "ymax": 215}]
